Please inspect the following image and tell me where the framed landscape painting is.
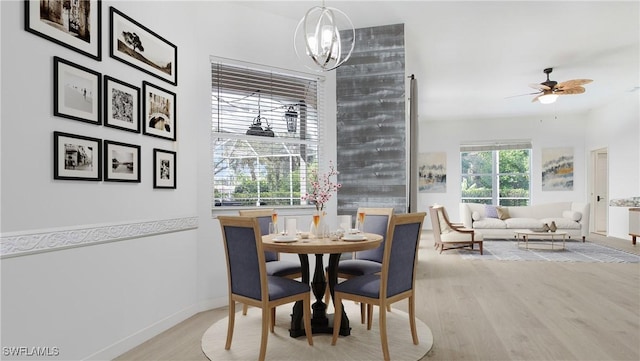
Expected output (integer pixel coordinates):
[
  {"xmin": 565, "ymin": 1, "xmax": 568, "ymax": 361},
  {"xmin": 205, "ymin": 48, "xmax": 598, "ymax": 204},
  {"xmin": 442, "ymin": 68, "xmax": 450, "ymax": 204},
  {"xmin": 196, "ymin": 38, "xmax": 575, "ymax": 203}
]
[
  {"xmin": 104, "ymin": 76, "xmax": 140, "ymax": 133},
  {"xmin": 418, "ymin": 152, "xmax": 447, "ymax": 193},
  {"xmin": 54, "ymin": 56, "xmax": 102, "ymax": 124},
  {"xmin": 109, "ymin": 7, "xmax": 177, "ymax": 85},
  {"xmin": 104, "ymin": 140, "xmax": 141, "ymax": 182},
  {"xmin": 153, "ymin": 149, "xmax": 176, "ymax": 189},
  {"xmin": 53, "ymin": 131, "xmax": 101, "ymax": 181},
  {"xmin": 542, "ymin": 147, "xmax": 574, "ymax": 191},
  {"xmin": 142, "ymin": 81, "xmax": 176, "ymax": 141},
  {"xmin": 25, "ymin": 0, "xmax": 102, "ymax": 60}
]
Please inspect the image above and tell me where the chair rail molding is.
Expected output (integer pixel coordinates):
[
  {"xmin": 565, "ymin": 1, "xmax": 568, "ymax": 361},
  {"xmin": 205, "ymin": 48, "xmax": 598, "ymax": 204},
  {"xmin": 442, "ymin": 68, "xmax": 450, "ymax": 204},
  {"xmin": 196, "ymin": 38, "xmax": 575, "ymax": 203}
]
[{"xmin": 0, "ymin": 216, "xmax": 199, "ymax": 259}]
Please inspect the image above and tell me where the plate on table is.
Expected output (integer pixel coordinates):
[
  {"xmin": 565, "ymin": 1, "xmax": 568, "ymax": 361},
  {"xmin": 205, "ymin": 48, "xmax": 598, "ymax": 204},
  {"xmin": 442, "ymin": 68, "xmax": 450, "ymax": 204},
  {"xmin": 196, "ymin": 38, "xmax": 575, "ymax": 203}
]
[
  {"xmin": 272, "ymin": 235, "xmax": 298, "ymax": 243},
  {"xmin": 341, "ymin": 234, "xmax": 367, "ymax": 242}
]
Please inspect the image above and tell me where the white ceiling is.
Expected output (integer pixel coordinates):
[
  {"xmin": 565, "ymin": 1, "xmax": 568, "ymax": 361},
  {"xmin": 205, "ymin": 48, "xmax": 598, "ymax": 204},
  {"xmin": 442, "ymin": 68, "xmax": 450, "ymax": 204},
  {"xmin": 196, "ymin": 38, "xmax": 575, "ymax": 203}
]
[{"xmin": 241, "ymin": 0, "xmax": 639, "ymax": 122}]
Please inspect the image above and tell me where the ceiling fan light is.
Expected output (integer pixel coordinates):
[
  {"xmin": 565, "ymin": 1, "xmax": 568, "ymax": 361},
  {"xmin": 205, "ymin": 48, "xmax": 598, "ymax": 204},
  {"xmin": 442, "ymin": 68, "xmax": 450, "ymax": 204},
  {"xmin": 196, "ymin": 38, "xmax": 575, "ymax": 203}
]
[{"xmin": 539, "ymin": 93, "xmax": 559, "ymax": 104}]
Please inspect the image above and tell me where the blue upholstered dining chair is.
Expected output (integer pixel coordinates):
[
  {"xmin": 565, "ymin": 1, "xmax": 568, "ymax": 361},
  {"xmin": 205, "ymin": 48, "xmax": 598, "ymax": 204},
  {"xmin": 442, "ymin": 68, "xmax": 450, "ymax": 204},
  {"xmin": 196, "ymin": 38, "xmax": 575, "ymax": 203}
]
[
  {"xmin": 325, "ymin": 207, "xmax": 394, "ymax": 326},
  {"xmin": 331, "ymin": 212, "xmax": 426, "ymax": 361},
  {"xmin": 239, "ymin": 209, "xmax": 303, "ymax": 319},
  {"xmin": 218, "ymin": 216, "xmax": 312, "ymax": 361}
]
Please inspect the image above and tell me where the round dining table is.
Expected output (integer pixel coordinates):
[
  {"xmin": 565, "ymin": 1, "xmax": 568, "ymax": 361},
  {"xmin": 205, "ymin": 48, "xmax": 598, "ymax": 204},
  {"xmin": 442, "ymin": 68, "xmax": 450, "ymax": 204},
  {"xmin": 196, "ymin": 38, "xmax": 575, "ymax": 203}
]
[{"xmin": 262, "ymin": 233, "xmax": 383, "ymax": 338}]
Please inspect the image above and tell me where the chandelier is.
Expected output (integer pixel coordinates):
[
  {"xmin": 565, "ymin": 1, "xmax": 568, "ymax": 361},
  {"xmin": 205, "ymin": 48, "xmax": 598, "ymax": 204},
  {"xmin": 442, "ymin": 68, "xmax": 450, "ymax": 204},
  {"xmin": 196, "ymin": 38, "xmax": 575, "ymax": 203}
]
[{"xmin": 293, "ymin": 1, "xmax": 355, "ymax": 72}]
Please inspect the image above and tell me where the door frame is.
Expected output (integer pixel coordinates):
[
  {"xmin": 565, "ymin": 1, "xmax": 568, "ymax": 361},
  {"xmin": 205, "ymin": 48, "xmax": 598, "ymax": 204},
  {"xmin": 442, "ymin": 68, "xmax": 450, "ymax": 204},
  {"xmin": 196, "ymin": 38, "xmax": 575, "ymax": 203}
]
[{"xmin": 590, "ymin": 147, "xmax": 609, "ymax": 235}]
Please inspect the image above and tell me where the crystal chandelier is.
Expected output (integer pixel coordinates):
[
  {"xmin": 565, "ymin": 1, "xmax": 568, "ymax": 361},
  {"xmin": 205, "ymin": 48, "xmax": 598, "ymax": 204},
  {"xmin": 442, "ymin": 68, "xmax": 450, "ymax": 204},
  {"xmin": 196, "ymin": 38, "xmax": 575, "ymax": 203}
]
[{"xmin": 294, "ymin": 1, "xmax": 355, "ymax": 72}]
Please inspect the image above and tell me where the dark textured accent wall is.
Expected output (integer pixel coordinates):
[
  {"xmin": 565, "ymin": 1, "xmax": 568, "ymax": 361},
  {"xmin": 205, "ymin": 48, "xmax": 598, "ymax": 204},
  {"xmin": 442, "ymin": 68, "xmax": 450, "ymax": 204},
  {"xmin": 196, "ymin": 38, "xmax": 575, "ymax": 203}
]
[{"xmin": 336, "ymin": 24, "xmax": 406, "ymax": 216}]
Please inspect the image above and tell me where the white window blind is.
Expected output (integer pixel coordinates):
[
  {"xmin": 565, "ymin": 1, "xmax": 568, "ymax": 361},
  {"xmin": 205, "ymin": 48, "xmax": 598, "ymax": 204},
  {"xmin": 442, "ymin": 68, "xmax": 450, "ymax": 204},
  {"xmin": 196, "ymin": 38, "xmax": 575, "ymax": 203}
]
[{"xmin": 211, "ymin": 57, "xmax": 324, "ymax": 208}]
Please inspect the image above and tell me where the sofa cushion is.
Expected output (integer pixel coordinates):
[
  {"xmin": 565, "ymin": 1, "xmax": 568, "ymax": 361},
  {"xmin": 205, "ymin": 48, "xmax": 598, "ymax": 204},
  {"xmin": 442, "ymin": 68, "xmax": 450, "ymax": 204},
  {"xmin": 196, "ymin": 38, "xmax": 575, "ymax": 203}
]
[
  {"xmin": 497, "ymin": 207, "xmax": 510, "ymax": 220},
  {"xmin": 485, "ymin": 205, "xmax": 499, "ymax": 218},
  {"xmin": 562, "ymin": 210, "xmax": 582, "ymax": 222},
  {"xmin": 473, "ymin": 218, "xmax": 507, "ymax": 229},
  {"xmin": 541, "ymin": 217, "xmax": 581, "ymax": 229},
  {"xmin": 472, "ymin": 211, "xmax": 481, "ymax": 221},
  {"xmin": 504, "ymin": 218, "xmax": 544, "ymax": 229}
]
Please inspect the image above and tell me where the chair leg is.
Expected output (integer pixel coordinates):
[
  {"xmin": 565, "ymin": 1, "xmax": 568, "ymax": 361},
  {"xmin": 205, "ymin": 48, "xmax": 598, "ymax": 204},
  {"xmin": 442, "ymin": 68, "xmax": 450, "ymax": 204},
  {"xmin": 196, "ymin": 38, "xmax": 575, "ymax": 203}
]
[
  {"xmin": 367, "ymin": 303, "xmax": 373, "ymax": 330},
  {"xmin": 303, "ymin": 295, "xmax": 313, "ymax": 346},
  {"xmin": 225, "ymin": 300, "xmax": 236, "ymax": 350},
  {"xmin": 409, "ymin": 295, "xmax": 419, "ymax": 345},
  {"xmin": 242, "ymin": 303, "xmax": 248, "ymax": 315},
  {"xmin": 331, "ymin": 296, "xmax": 343, "ymax": 345},
  {"xmin": 324, "ymin": 271, "xmax": 330, "ymax": 305},
  {"xmin": 360, "ymin": 303, "xmax": 366, "ymax": 324},
  {"xmin": 379, "ymin": 303, "xmax": 390, "ymax": 361},
  {"xmin": 259, "ymin": 307, "xmax": 269, "ymax": 361},
  {"xmin": 270, "ymin": 307, "xmax": 276, "ymax": 332}
]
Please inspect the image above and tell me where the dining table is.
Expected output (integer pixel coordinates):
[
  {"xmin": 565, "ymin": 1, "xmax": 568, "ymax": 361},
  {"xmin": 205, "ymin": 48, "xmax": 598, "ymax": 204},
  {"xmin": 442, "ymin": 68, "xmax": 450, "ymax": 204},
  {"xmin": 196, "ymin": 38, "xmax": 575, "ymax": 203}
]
[{"xmin": 262, "ymin": 232, "xmax": 383, "ymax": 338}]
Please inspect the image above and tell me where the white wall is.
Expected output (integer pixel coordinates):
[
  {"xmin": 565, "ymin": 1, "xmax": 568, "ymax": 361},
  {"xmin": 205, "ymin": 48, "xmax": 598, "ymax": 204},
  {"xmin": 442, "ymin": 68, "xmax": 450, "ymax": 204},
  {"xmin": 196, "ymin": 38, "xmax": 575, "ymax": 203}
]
[
  {"xmin": 0, "ymin": 1, "xmax": 336, "ymax": 359},
  {"xmin": 416, "ymin": 112, "xmax": 589, "ymax": 228},
  {"xmin": 585, "ymin": 92, "xmax": 640, "ymax": 239}
]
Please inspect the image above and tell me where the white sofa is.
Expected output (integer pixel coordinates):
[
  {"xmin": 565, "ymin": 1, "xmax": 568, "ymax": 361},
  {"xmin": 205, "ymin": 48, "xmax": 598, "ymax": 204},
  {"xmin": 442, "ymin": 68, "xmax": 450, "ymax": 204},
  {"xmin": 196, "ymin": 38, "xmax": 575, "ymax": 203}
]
[{"xmin": 459, "ymin": 202, "xmax": 590, "ymax": 241}]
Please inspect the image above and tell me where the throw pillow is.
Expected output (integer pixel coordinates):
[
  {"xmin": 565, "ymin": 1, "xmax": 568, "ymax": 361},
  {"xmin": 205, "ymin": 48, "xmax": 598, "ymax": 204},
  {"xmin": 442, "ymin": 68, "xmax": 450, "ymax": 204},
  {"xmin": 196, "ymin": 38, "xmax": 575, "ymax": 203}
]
[
  {"xmin": 485, "ymin": 205, "xmax": 499, "ymax": 219},
  {"xmin": 472, "ymin": 211, "xmax": 481, "ymax": 221},
  {"xmin": 562, "ymin": 210, "xmax": 582, "ymax": 221},
  {"xmin": 496, "ymin": 206, "xmax": 510, "ymax": 220}
]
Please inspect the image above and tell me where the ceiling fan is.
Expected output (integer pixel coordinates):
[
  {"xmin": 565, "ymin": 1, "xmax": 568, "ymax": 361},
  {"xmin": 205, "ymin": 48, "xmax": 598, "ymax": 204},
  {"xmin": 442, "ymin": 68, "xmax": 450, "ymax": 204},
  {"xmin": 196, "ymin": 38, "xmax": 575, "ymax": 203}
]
[{"xmin": 520, "ymin": 68, "xmax": 593, "ymax": 104}]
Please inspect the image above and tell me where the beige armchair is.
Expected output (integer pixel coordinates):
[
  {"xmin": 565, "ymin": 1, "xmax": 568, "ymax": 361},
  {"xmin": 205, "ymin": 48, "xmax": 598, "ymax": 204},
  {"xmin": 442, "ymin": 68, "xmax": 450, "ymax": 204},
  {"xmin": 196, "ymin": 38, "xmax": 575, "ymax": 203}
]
[{"xmin": 429, "ymin": 205, "xmax": 483, "ymax": 255}]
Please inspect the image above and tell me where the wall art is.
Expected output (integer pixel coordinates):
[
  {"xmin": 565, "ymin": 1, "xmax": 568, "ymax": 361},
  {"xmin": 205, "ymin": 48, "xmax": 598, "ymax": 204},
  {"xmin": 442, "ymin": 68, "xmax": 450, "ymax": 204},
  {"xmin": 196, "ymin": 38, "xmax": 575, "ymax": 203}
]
[
  {"xmin": 542, "ymin": 147, "xmax": 574, "ymax": 191},
  {"xmin": 418, "ymin": 152, "xmax": 447, "ymax": 193},
  {"xmin": 25, "ymin": 0, "xmax": 102, "ymax": 60},
  {"xmin": 54, "ymin": 56, "xmax": 102, "ymax": 124},
  {"xmin": 142, "ymin": 81, "xmax": 176, "ymax": 141},
  {"xmin": 104, "ymin": 76, "xmax": 140, "ymax": 133},
  {"xmin": 53, "ymin": 131, "xmax": 102, "ymax": 181},
  {"xmin": 104, "ymin": 140, "xmax": 141, "ymax": 182},
  {"xmin": 109, "ymin": 7, "xmax": 177, "ymax": 85},
  {"xmin": 153, "ymin": 149, "xmax": 176, "ymax": 189}
]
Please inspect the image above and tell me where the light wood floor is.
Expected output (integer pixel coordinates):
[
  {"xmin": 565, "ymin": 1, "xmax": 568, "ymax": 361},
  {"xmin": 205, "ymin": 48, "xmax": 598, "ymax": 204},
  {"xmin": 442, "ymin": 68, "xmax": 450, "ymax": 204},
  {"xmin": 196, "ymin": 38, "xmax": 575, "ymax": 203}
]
[{"xmin": 115, "ymin": 233, "xmax": 640, "ymax": 361}]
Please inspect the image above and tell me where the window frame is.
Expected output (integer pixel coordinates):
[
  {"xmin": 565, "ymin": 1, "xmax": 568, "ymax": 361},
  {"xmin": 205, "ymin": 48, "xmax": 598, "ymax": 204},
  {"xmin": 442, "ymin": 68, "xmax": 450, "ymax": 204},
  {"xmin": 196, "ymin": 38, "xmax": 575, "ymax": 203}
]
[{"xmin": 211, "ymin": 57, "xmax": 324, "ymax": 210}]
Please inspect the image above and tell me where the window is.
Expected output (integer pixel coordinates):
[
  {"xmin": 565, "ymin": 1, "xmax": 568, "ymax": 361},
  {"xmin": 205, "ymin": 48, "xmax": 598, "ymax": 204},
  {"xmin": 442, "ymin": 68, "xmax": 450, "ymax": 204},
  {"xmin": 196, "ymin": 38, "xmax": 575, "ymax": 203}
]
[
  {"xmin": 211, "ymin": 58, "xmax": 324, "ymax": 208},
  {"xmin": 461, "ymin": 141, "xmax": 531, "ymax": 206}
]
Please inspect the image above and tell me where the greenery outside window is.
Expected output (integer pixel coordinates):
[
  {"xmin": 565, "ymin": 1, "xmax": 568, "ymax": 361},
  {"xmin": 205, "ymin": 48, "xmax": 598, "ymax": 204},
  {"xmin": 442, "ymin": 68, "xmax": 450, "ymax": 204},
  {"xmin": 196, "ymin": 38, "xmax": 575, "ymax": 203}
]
[
  {"xmin": 211, "ymin": 58, "xmax": 324, "ymax": 208},
  {"xmin": 461, "ymin": 141, "xmax": 531, "ymax": 206}
]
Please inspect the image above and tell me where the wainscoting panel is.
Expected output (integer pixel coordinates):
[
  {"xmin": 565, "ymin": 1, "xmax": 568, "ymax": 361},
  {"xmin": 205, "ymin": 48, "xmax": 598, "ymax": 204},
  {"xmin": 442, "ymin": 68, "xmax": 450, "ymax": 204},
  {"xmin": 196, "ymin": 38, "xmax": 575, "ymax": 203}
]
[{"xmin": 336, "ymin": 23, "xmax": 407, "ymax": 215}]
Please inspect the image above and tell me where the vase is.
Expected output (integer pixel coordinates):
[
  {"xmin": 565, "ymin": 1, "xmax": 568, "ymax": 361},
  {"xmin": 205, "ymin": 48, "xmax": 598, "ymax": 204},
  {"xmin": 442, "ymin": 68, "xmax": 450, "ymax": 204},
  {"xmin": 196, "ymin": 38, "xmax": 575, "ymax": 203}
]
[{"xmin": 310, "ymin": 210, "xmax": 326, "ymax": 238}]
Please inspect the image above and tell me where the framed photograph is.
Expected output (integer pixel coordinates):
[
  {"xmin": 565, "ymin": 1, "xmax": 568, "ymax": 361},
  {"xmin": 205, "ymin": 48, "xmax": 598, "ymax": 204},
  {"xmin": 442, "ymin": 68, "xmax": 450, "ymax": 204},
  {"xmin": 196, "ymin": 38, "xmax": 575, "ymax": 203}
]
[
  {"xmin": 109, "ymin": 7, "xmax": 178, "ymax": 85},
  {"xmin": 103, "ymin": 140, "xmax": 141, "ymax": 182},
  {"xmin": 153, "ymin": 149, "xmax": 176, "ymax": 189},
  {"xmin": 143, "ymin": 81, "xmax": 176, "ymax": 141},
  {"xmin": 25, "ymin": 0, "xmax": 102, "ymax": 60},
  {"xmin": 104, "ymin": 76, "xmax": 140, "ymax": 133},
  {"xmin": 53, "ymin": 131, "xmax": 101, "ymax": 181},
  {"xmin": 54, "ymin": 56, "xmax": 102, "ymax": 124}
]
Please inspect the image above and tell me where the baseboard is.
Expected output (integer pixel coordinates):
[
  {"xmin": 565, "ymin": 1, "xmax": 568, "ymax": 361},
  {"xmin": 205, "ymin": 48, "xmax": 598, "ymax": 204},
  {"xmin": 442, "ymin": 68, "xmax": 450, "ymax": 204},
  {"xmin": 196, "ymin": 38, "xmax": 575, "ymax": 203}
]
[{"xmin": 83, "ymin": 304, "xmax": 200, "ymax": 361}]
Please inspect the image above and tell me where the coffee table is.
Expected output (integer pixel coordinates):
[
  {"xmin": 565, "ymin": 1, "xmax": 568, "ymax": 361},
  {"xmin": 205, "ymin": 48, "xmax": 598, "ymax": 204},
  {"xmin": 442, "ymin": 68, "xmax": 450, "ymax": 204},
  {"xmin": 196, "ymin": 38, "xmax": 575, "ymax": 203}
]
[{"xmin": 514, "ymin": 230, "xmax": 567, "ymax": 250}]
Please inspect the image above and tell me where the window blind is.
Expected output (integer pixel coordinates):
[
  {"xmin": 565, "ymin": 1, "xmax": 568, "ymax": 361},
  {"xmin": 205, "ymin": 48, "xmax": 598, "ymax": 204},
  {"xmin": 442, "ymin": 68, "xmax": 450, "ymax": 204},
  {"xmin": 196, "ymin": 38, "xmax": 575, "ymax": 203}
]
[{"xmin": 460, "ymin": 139, "xmax": 532, "ymax": 152}]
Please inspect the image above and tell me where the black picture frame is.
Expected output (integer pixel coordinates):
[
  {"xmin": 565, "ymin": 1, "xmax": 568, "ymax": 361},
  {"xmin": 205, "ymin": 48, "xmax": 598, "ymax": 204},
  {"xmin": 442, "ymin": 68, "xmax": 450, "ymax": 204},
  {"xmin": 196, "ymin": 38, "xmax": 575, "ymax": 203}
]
[
  {"xmin": 109, "ymin": 7, "xmax": 178, "ymax": 86},
  {"xmin": 153, "ymin": 149, "xmax": 176, "ymax": 189},
  {"xmin": 25, "ymin": 0, "xmax": 102, "ymax": 61},
  {"xmin": 142, "ymin": 81, "xmax": 176, "ymax": 141},
  {"xmin": 53, "ymin": 131, "xmax": 102, "ymax": 181},
  {"xmin": 104, "ymin": 76, "xmax": 140, "ymax": 133},
  {"xmin": 104, "ymin": 140, "xmax": 141, "ymax": 183},
  {"xmin": 54, "ymin": 56, "xmax": 102, "ymax": 125}
]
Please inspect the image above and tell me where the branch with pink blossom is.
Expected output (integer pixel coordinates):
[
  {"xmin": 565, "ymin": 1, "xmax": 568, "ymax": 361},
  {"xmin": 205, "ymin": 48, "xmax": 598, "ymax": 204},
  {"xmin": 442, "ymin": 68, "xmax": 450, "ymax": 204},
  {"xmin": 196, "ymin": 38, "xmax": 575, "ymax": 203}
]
[{"xmin": 301, "ymin": 161, "xmax": 341, "ymax": 212}]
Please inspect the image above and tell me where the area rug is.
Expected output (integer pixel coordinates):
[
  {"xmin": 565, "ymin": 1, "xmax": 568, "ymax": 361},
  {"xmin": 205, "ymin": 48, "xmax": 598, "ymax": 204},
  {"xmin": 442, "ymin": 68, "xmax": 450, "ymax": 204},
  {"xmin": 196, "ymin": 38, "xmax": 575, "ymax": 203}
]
[
  {"xmin": 458, "ymin": 240, "xmax": 640, "ymax": 263},
  {"xmin": 202, "ymin": 302, "xmax": 433, "ymax": 361}
]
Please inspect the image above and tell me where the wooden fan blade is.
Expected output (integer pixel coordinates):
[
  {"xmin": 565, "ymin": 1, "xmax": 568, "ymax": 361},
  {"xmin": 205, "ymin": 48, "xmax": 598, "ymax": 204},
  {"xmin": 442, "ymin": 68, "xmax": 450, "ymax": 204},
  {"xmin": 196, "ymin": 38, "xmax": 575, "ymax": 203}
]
[
  {"xmin": 529, "ymin": 83, "xmax": 551, "ymax": 91},
  {"xmin": 505, "ymin": 91, "xmax": 542, "ymax": 99},
  {"xmin": 556, "ymin": 79, "xmax": 593, "ymax": 90},
  {"xmin": 556, "ymin": 86, "xmax": 586, "ymax": 95},
  {"xmin": 531, "ymin": 94, "xmax": 542, "ymax": 103}
]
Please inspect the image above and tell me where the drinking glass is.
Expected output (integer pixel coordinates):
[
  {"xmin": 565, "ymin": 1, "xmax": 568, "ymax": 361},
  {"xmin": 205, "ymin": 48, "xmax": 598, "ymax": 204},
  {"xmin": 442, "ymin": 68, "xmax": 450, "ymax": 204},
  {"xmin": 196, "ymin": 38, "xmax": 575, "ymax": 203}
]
[
  {"xmin": 269, "ymin": 222, "xmax": 278, "ymax": 235},
  {"xmin": 357, "ymin": 211, "xmax": 366, "ymax": 233},
  {"xmin": 271, "ymin": 211, "xmax": 278, "ymax": 234}
]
